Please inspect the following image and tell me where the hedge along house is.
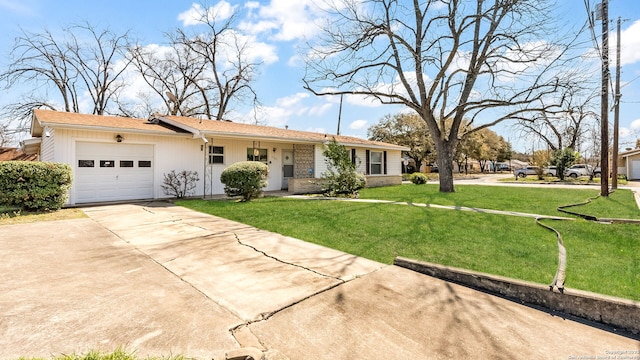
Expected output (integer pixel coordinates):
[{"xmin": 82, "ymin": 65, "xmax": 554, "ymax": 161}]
[{"xmin": 25, "ymin": 109, "xmax": 408, "ymax": 205}]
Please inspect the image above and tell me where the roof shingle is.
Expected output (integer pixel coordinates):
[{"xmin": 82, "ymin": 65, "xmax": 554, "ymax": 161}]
[{"xmin": 31, "ymin": 109, "xmax": 408, "ymax": 150}]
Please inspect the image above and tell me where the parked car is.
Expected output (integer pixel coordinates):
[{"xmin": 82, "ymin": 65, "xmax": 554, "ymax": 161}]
[
  {"xmin": 564, "ymin": 164, "xmax": 593, "ymax": 178},
  {"xmin": 544, "ymin": 166, "xmax": 557, "ymax": 177},
  {"xmin": 593, "ymin": 167, "xmax": 601, "ymax": 177},
  {"xmin": 514, "ymin": 166, "xmax": 540, "ymax": 178},
  {"xmin": 495, "ymin": 163, "xmax": 511, "ymax": 172}
]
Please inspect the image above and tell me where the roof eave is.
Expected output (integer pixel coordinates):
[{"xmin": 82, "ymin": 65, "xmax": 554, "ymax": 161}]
[
  {"xmin": 621, "ymin": 149, "xmax": 640, "ymax": 157},
  {"xmin": 201, "ymin": 130, "xmax": 408, "ymax": 150},
  {"xmin": 38, "ymin": 122, "xmax": 192, "ymax": 137},
  {"xmin": 153, "ymin": 115, "xmax": 200, "ymax": 136}
]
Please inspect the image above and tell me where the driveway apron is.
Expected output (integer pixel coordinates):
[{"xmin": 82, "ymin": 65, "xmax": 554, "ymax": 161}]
[
  {"xmin": 82, "ymin": 202, "xmax": 384, "ymax": 322},
  {"xmin": 1, "ymin": 200, "xmax": 638, "ymax": 359}
]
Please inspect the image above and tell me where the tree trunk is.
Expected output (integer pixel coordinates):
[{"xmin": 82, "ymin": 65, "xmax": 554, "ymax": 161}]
[{"xmin": 436, "ymin": 142, "xmax": 456, "ymax": 193}]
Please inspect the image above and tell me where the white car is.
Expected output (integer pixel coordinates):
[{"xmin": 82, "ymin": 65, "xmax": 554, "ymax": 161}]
[
  {"xmin": 565, "ymin": 164, "xmax": 592, "ymax": 178},
  {"xmin": 514, "ymin": 166, "xmax": 540, "ymax": 178}
]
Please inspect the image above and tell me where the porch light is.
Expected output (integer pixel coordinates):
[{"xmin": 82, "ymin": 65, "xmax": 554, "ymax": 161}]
[{"xmin": 115, "ymin": 134, "xmax": 123, "ymax": 143}]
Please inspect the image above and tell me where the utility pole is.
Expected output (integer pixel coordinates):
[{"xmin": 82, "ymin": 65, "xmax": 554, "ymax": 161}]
[
  {"xmin": 612, "ymin": 17, "xmax": 621, "ymax": 189},
  {"xmin": 598, "ymin": 0, "xmax": 610, "ymax": 197},
  {"xmin": 337, "ymin": 94, "xmax": 343, "ymax": 135}
]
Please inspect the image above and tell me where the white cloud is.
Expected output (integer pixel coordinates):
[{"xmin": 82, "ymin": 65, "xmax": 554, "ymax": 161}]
[
  {"xmin": 0, "ymin": 0, "xmax": 37, "ymax": 16},
  {"xmin": 305, "ymin": 127, "xmax": 326, "ymax": 134},
  {"xmin": 345, "ymin": 94, "xmax": 384, "ymax": 108},
  {"xmin": 631, "ymin": 118, "xmax": 640, "ymax": 129},
  {"xmin": 620, "ymin": 127, "xmax": 633, "ymax": 138},
  {"xmin": 276, "ymin": 92, "xmax": 309, "ymax": 107},
  {"xmin": 237, "ymin": 33, "xmax": 279, "ymax": 65},
  {"xmin": 349, "ymin": 119, "xmax": 368, "ymax": 130},
  {"xmin": 611, "ymin": 19, "xmax": 640, "ymax": 66},
  {"xmin": 244, "ymin": 1, "xmax": 260, "ymax": 10},
  {"xmin": 247, "ymin": 92, "xmax": 310, "ymax": 127},
  {"xmin": 308, "ymin": 102, "xmax": 333, "ymax": 117},
  {"xmin": 239, "ymin": 0, "xmax": 323, "ymax": 41},
  {"xmin": 178, "ymin": 1, "xmax": 237, "ymax": 27},
  {"xmin": 245, "ymin": 92, "xmax": 337, "ymax": 128}
]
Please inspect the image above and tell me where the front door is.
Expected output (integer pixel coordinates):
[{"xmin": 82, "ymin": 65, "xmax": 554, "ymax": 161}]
[{"xmin": 282, "ymin": 150, "xmax": 294, "ymax": 190}]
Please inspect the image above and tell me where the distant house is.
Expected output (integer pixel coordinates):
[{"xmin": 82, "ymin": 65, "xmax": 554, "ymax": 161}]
[
  {"xmin": 620, "ymin": 148, "xmax": 640, "ymax": 180},
  {"xmin": 0, "ymin": 147, "xmax": 38, "ymax": 161},
  {"xmin": 24, "ymin": 110, "xmax": 409, "ymax": 205}
]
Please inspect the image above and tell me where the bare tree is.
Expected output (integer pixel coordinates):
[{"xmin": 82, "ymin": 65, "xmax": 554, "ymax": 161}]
[
  {"xmin": 128, "ymin": 38, "xmax": 212, "ymax": 117},
  {"xmin": 0, "ymin": 23, "xmax": 132, "ymax": 137},
  {"xmin": 516, "ymin": 88, "xmax": 599, "ymax": 153},
  {"xmin": 304, "ymin": 0, "xmax": 585, "ymax": 192},
  {"xmin": 0, "ymin": 28, "xmax": 80, "ymax": 133},
  {"xmin": 173, "ymin": 4, "xmax": 260, "ymax": 120},
  {"xmin": 64, "ymin": 23, "xmax": 133, "ymax": 115}
]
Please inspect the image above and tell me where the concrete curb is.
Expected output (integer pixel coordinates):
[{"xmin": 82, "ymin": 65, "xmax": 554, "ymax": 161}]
[{"xmin": 394, "ymin": 257, "xmax": 640, "ymax": 335}]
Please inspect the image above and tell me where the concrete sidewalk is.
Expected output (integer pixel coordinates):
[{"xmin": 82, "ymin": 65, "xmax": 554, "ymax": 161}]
[{"xmin": 1, "ymin": 201, "xmax": 638, "ymax": 359}]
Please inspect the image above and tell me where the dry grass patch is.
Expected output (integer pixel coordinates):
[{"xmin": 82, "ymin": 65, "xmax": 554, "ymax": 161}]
[{"xmin": 0, "ymin": 207, "xmax": 86, "ymax": 225}]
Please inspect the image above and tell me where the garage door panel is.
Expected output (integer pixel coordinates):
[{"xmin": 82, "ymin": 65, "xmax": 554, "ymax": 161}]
[
  {"xmin": 632, "ymin": 160, "xmax": 640, "ymax": 180},
  {"xmin": 75, "ymin": 142, "xmax": 154, "ymax": 203}
]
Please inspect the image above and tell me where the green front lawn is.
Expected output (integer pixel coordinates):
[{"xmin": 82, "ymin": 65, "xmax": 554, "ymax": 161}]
[
  {"xmin": 177, "ymin": 185, "xmax": 640, "ymax": 300},
  {"xmin": 360, "ymin": 184, "xmax": 640, "ymax": 219}
]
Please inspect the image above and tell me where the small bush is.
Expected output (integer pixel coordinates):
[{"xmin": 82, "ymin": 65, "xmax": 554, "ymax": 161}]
[
  {"xmin": 409, "ymin": 172, "xmax": 428, "ymax": 184},
  {"xmin": 0, "ymin": 161, "xmax": 72, "ymax": 211},
  {"xmin": 161, "ymin": 170, "xmax": 200, "ymax": 198},
  {"xmin": 321, "ymin": 139, "xmax": 366, "ymax": 197},
  {"xmin": 220, "ymin": 161, "xmax": 269, "ymax": 201}
]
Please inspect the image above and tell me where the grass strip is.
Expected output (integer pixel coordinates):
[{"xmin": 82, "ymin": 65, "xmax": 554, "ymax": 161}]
[{"xmin": 17, "ymin": 348, "xmax": 186, "ymax": 360}]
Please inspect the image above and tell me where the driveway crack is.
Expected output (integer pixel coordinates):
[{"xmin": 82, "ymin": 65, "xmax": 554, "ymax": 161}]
[{"xmin": 234, "ymin": 233, "xmax": 343, "ymax": 281}]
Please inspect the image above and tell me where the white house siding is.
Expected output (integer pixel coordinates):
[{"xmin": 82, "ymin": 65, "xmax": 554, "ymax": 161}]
[
  {"xmin": 52, "ymin": 128, "xmax": 200, "ymax": 204},
  {"xmin": 39, "ymin": 128, "xmax": 55, "ymax": 162},
  {"xmin": 316, "ymin": 146, "xmax": 403, "ymax": 177},
  {"xmin": 386, "ymin": 150, "xmax": 403, "ymax": 175},
  {"xmin": 203, "ymin": 138, "xmax": 288, "ymax": 196},
  {"xmin": 353, "ymin": 148, "xmax": 367, "ymax": 174}
]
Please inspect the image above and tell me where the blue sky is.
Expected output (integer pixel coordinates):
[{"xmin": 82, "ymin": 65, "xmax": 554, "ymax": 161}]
[{"xmin": 1, "ymin": 0, "xmax": 640, "ymax": 153}]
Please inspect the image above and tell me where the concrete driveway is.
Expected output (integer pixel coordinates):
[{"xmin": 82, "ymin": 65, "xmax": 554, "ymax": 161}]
[{"xmin": 1, "ymin": 201, "xmax": 638, "ymax": 359}]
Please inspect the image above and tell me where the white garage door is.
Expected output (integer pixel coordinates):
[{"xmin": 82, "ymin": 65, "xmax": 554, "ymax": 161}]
[
  {"xmin": 633, "ymin": 160, "xmax": 640, "ymax": 180},
  {"xmin": 75, "ymin": 142, "xmax": 154, "ymax": 203}
]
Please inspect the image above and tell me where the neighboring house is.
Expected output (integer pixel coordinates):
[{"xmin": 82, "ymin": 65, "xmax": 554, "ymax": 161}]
[
  {"xmin": 0, "ymin": 147, "xmax": 38, "ymax": 161},
  {"xmin": 620, "ymin": 148, "xmax": 640, "ymax": 180},
  {"xmin": 24, "ymin": 109, "xmax": 408, "ymax": 205}
]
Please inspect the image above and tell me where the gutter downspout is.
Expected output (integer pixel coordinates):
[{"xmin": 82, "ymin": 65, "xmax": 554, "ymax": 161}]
[{"xmin": 201, "ymin": 134, "xmax": 208, "ymax": 199}]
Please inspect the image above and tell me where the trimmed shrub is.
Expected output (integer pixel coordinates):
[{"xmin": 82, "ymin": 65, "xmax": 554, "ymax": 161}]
[
  {"xmin": 0, "ymin": 161, "xmax": 72, "ymax": 211},
  {"xmin": 161, "ymin": 170, "xmax": 200, "ymax": 198},
  {"xmin": 409, "ymin": 172, "xmax": 428, "ymax": 184},
  {"xmin": 321, "ymin": 138, "xmax": 366, "ymax": 197},
  {"xmin": 220, "ymin": 161, "xmax": 269, "ymax": 202}
]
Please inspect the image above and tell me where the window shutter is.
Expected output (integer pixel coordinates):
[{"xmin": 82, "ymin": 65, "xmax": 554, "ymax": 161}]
[
  {"xmin": 365, "ymin": 150, "xmax": 370, "ymax": 175},
  {"xmin": 351, "ymin": 148, "xmax": 356, "ymax": 165},
  {"xmin": 383, "ymin": 151, "xmax": 387, "ymax": 174}
]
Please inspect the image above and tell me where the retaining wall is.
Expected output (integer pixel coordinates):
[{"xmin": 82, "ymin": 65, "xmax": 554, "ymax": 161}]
[{"xmin": 394, "ymin": 257, "xmax": 640, "ymax": 335}]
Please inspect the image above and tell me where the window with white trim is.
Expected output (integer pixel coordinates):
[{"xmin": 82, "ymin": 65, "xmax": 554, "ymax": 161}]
[
  {"xmin": 208, "ymin": 146, "xmax": 224, "ymax": 164},
  {"xmin": 247, "ymin": 148, "xmax": 268, "ymax": 164},
  {"xmin": 370, "ymin": 151, "xmax": 383, "ymax": 175}
]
